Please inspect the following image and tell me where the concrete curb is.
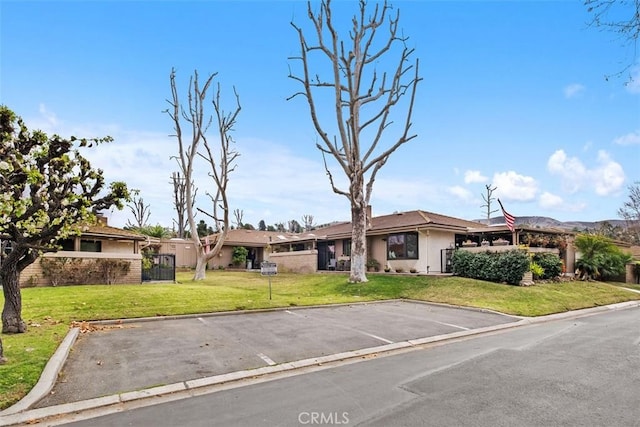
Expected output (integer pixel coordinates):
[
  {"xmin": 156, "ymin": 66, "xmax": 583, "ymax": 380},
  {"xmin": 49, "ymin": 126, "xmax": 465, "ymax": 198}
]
[
  {"xmin": 1, "ymin": 300, "xmax": 639, "ymax": 426},
  {"xmin": 0, "ymin": 327, "xmax": 80, "ymax": 416}
]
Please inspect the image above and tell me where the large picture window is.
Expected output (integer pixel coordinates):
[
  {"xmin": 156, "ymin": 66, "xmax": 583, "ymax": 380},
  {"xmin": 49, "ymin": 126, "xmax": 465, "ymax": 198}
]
[{"xmin": 387, "ymin": 233, "xmax": 418, "ymax": 260}]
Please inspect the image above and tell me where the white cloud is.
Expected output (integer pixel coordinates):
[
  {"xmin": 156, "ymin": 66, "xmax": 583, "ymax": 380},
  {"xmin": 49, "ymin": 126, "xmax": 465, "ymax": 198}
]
[
  {"xmin": 546, "ymin": 149, "xmax": 625, "ymax": 196},
  {"xmin": 547, "ymin": 149, "xmax": 588, "ymax": 193},
  {"xmin": 492, "ymin": 171, "xmax": 538, "ymax": 201},
  {"xmin": 539, "ymin": 192, "xmax": 563, "ymax": 208},
  {"xmin": 563, "ymin": 83, "xmax": 585, "ymax": 99},
  {"xmin": 593, "ymin": 150, "xmax": 625, "ymax": 196},
  {"xmin": 613, "ymin": 130, "xmax": 640, "ymax": 145},
  {"xmin": 463, "ymin": 170, "xmax": 487, "ymax": 184},
  {"xmin": 448, "ymin": 185, "xmax": 473, "ymax": 201}
]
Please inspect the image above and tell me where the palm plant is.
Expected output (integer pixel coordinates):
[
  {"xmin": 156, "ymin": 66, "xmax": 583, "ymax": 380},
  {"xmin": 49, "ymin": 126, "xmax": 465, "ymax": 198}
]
[{"xmin": 574, "ymin": 233, "xmax": 632, "ymax": 281}]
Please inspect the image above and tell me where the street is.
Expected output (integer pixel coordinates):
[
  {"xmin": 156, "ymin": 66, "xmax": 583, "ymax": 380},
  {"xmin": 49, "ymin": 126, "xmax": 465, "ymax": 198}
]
[{"xmin": 54, "ymin": 306, "xmax": 640, "ymax": 426}]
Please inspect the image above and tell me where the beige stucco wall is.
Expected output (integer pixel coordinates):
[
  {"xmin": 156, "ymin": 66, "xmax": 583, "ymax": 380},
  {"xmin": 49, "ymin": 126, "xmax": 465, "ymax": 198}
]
[
  {"xmin": 269, "ymin": 250, "xmax": 317, "ymax": 273},
  {"xmin": 368, "ymin": 237, "xmax": 387, "ymax": 270},
  {"xmin": 626, "ymin": 263, "xmax": 639, "ymax": 284},
  {"xmin": 20, "ymin": 251, "xmax": 142, "ymax": 287},
  {"xmin": 101, "ymin": 240, "xmax": 136, "ymax": 253},
  {"xmin": 158, "ymin": 239, "xmax": 198, "ymax": 268},
  {"xmin": 207, "ymin": 246, "xmax": 234, "ymax": 270},
  {"xmin": 375, "ymin": 230, "xmax": 455, "ymax": 273}
]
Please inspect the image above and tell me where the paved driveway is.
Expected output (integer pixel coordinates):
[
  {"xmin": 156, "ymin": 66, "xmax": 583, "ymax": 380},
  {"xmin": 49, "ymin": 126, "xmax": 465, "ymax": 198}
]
[{"xmin": 34, "ymin": 301, "xmax": 519, "ymax": 408}]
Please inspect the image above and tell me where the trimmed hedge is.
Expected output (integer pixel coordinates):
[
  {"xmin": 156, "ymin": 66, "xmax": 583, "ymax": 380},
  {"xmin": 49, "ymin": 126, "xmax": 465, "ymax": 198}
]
[{"xmin": 452, "ymin": 249, "xmax": 530, "ymax": 285}]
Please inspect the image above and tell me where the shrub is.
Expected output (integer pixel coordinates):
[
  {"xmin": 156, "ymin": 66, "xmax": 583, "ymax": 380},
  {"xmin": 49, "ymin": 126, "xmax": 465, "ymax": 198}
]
[
  {"xmin": 532, "ymin": 252, "xmax": 562, "ymax": 279},
  {"xmin": 452, "ymin": 249, "xmax": 530, "ymax": 285},
  {"xmin": 40, "ymin": 257, "xmax": 89, "ymax": 286},
  {"xmin": 232, "ymin": 246, "xmax": 249, "ymax": 266},
  {"xmin": 94, "ymin": 259, "xmax": 131, "ymax": 285},
  {"xmin": 574, "ymin": 233, "xmax": 633, "ymax": 280},
  {"xmin": 529, "ymin": 261, "xmax": 544, "ymax": 280},
  {"xmin": 41, "ymin": 257, "xmax": 130, "ymax": 286}
]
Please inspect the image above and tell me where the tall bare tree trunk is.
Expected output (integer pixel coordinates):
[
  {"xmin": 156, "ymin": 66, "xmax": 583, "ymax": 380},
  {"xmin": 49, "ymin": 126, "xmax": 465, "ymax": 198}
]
[
  {"xmin": 289, "ymin": 1, "xmax": 421, "ymax": 283},
  {"xmin": 193, "ymin": 254, "xmax": 207, "ymax": 281},
  {"xmin": 350, "ymin": 201, "xmax": 368, "ymax": 283}
]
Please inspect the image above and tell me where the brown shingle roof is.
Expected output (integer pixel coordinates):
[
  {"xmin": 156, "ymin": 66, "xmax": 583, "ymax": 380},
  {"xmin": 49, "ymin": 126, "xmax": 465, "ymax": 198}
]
[
  {"xmin": 81, "ymin": 224, "xmax": 147, "ymax": 241},
  {"xmin": 206, "ymin": 229, "xmax": 308, "ymax": 246},
  {"xmin": 313, "ymin": 210, "xmax": 485, "ymax": 238},
  {"xmin": 268, "ymin": 210, "xmax": 487, "ymax": 243}
]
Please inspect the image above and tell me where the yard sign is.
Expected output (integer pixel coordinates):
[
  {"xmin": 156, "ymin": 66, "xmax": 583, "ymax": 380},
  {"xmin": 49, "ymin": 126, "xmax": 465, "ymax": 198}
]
[{"xmin": 260, "ymin": 261, "xmax": 277, "ymax": 299}]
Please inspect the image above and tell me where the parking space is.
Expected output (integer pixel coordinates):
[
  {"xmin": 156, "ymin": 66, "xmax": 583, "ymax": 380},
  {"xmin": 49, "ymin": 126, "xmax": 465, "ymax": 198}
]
[{"xmin": 34, "ymin": 301, "xmax": 518, "ymax": 408}]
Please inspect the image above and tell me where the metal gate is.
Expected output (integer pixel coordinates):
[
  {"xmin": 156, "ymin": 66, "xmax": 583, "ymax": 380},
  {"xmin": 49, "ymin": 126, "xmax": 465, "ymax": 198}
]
[
  {"xmin": 441, "ymin": 248, "xmax": 454, "ymax": 273},
  {"xmin": 142, "ymin": 253, "xmax": 176, "ymax": 282}
]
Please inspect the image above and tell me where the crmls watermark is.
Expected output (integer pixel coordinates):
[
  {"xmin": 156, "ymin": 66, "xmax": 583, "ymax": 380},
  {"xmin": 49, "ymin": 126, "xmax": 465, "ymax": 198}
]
[{"xmin": 298, "ymin": 411, "xmax": 350, "ymax": 425}]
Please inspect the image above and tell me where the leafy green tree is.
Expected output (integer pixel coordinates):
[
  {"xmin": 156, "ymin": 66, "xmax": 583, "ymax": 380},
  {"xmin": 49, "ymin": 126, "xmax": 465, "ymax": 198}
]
[
  {"xmin": 258, "ymin": 220, "xmax": 267, "ymax": 231},
  {"xmin": 0, "ymin": 106, "xmax": 129, "ymax": 361},
  {"xmin": 135, "ymin": 224, "xmax": 172, "ymax": 239},
  {"xmin": 574, "ymin": 233, "xmax": 632, "ymax": 281},
  {"xmin": 196, "ymin": 220, "xmax": 214, "ymax": 237},
  {"xmin": 232, "ymin": 246, "xmax": 248, "ymax": 266}
]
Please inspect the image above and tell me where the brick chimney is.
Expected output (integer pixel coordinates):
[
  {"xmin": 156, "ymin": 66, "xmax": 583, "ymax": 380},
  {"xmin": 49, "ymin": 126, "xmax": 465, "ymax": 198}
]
[{"xmin": 96, "ymin": 214, "xmax": 108, "ymax": 226}]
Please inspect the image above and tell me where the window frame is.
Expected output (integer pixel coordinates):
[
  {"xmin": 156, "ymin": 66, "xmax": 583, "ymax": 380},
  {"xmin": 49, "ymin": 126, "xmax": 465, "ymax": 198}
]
[
  {"xmin": 387, "ymin": 232, "xmax": 419, "ymax": 260},
  {"xmin": 342, "ymin": 239, "xmax": 351, "ymax": 257}
]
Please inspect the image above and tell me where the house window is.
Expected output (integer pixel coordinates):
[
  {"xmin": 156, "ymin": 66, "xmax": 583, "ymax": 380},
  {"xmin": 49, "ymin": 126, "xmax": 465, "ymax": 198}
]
[
  {"xmin": 80, "ymin": 240, "xmax": 102, "ymax": 252},
  {"xmin": 342, "ymin": 240, "xmax": 351, "ymax": 257},
  {"xmin": 59, "ymin": 239, "xmax": 75, "ymax": 251},
  {"xmin": 387, "ymin": 233, "xmax": 418, "ymax": 260}
]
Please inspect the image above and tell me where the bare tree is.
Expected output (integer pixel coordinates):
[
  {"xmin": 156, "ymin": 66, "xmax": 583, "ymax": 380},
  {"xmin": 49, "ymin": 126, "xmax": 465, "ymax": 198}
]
[
  {"xmin": 585, "ymin": 0, "xmax": 640, "ymax": 78},
  {"xmin": 302, "ymin": 214, "xmax": 315, "ymax": 231},
  {"xmin": 166, "ymin": 68, "xmax": 241, "ymax": 280},
  {"xmin": 289, "ymin": 0, "xmax": 421, "ymax": 282},
  {"xmin": 480, "ymin": 184, "xmax": 499, "ymax": 225},
  {"xmin": 233, "ymin": 208, "xmax": 244, "ymax": 229},
  {"xmin": 171, "ymin": 171, "xmax": 196, "ymax": 238},
  {"xmin": 125, "ymin": 196, "xmax": 151, "ymax": 229},
  {"xmin": 618, "ymin": 180, "xmax": 640, "ymax": 244}
]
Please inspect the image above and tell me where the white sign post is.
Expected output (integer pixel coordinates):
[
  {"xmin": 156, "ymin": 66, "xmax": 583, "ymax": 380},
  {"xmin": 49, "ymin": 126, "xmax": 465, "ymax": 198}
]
[{"xmin": 260, "ymin": 261, "xmax": 277, "ymax": 300}]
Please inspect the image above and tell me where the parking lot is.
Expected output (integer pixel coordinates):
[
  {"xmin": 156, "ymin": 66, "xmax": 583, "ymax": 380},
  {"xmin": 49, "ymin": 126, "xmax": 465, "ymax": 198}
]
[{"xmin": 34, "ymin": 300, "xmax": 519, "ymax": 408}]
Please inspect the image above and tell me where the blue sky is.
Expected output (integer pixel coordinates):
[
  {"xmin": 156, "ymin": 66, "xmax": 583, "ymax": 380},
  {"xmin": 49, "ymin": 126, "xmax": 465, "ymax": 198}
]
[{"xmin": 1, "ymin": 0, "xmax": 639, "ymax": 230}]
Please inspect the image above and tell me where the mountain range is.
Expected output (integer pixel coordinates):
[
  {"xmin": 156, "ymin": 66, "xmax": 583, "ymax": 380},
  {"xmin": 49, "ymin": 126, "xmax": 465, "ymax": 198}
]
[{"xmin": 477, "ymin": 216, "xmax": 629, "ymax": 231}]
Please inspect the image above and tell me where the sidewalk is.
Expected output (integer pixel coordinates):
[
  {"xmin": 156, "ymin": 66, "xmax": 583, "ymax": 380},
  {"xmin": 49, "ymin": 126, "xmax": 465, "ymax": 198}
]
[{"xmin": 1, "ymin": 299, "xmax": 639, "ymax": 427}]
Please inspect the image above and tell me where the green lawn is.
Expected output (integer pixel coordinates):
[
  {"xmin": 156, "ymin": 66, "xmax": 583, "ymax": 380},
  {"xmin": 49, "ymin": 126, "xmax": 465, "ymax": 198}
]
[{"xmin": 1, "ymin": 271, "xmax": 638, "ymax": 409}]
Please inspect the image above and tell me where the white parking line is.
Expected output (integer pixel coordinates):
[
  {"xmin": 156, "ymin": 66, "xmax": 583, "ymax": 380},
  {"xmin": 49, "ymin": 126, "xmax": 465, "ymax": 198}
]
[
  {"xmin": 257, "ymin": 353, "xmax": 277, "ymax": 366},
  {"xmin": 286, "ymin": 309, "xmax": 393, "ymax": 343},
  {"xmin": 360, "ymin": 332, "xmax": 394, "ymax": 344},
  {"xmin": 285, "ymin": 310, "xmax": 301, "ymax": 316},
  {"xmin": 431, "ymin": 320, "xmax": 470, "ymax": 331},
  {"xmin": 197, "ymin": 317, "xmax": 207, "ymax": 325}
]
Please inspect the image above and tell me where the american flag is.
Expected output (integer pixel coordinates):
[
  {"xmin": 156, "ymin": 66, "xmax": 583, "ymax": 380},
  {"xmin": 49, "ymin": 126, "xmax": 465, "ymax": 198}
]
[{"xmin": 497, "ymin": 199, "xmax": 516, "ymax": 232}]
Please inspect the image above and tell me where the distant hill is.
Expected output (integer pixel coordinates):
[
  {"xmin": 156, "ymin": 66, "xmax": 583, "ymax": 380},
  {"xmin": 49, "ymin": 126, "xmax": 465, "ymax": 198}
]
[{"xmin": 476, "ymin": 216, "xmax": 629, "ymax": 231}]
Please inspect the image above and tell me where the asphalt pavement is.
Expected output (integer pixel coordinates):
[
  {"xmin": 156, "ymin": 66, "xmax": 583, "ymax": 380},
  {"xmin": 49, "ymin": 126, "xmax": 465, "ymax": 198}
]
[{"xmin": 1, "ymin": 298, "xmax": 639, "ymax": 426}]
